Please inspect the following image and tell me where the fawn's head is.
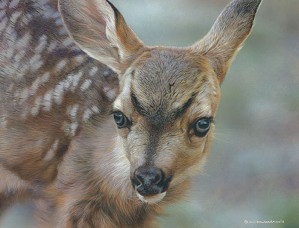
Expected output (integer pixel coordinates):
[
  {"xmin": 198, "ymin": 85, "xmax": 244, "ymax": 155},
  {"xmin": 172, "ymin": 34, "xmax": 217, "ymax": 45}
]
[{"xmin": 59, "ymin": 0, "xmax": 261, "ymax": 204}]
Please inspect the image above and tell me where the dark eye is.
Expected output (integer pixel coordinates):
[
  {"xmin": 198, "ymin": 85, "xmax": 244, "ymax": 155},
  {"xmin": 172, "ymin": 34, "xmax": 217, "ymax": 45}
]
[
  {"xmin": 113, "ymin": 111, "xmax": 131, "ymax": 129},
  {"xmin": 193, "ymin": 117, "xmax": 212, "ymax": 137}
]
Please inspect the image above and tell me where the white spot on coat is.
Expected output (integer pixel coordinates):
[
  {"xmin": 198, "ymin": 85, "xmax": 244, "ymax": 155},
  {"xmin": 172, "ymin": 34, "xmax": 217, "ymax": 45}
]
[
  {"xmin": 29, "ymin": 72, "xmax": 50, "ymax": 96},
  {"xmin": 103, "ymin": 86, "xmax": 117, "ymax": 101},
  {"xmin": 91, "ymin": 105, "xmax": 100, "ymax": 114},
  {"xmin": 31, "ymin": 97, "xmax": 42, "ymax": 116},
  {"xmin": 42, "ymin": 89, "xmax": 53, "ymax": 111},
  {"xmin": 70, "ymin": 122, "xmax": 79, "ymax": 136},
  {"xmin": 47, "ymin": 41, "xmax": 57, "ymax": 52},
  {"xmin": 41, "ymin": 72, "xmax": 50, "ymax": 83},
  {"xmin": 80, "ymin": 79, "xmax": 92, "ymax": 91},
  {"xmin": 35, "ymin": 35, "xmax": 48, "ymax": 53},
  {"xmin": 74, "ymin": 55, "xmax": 85, "ymax": 64},
  {"xmin": 10, "ymin": 11, "xmax": 22, "ymax": 23},
  {"xmin": 53, "ymin": 83, "xmax": 64, "ymax": 105},
  {"xmin": 4, "ymin": 46, "xmax": 14, "ymax": 59},
  {"xmin": 55, "ymin": 17, "xmax": 63, "ymax": 26},
  {"xmin": 30, "ymin": 54, "xmax": 43, "ymax": 71},
  {"xmin": 56, "ymin": 59, "xmax": 67, "ymax": 72},
  {"xmin": 14, "ymin": 50, "xmax": 26, "ymax": 63},
  {"xmin": 62, "ymin": 37, "xmax": 73, "ymax": 47},
  {"xmin": 70, "ymin": 72, "xmax": 83, "ymax": 92},
  {"xmin": 89, "ymin": 66, "xmax": 98, "ymax": 76},
  {"xmin": 67, "ymin": 104, "xmax": 80, "ymax": 120},
  {"xmin": 82, "ymin": 109, "xmax": 93, "ymax": 122},
  {"xmin": 0, "ymin": 116, "xmax": 8, "ymax": 128},
  {"xmin": 59, "ymin": 27, "xmax": 67, "ymax": 35},
  {"xmin": 43, "ymin": 139, "xmax": 59, "ymax": 161},
  {"xmin": 19, "ymin": 88, "xmax": 29, "ymax": 102},
  {"xmin": 63, "ymin": 75, "xmax": 73, "ymax": 90},
  {"xmin": 16, "ymin": 32, "xmax": 31, "ymax": 49}
]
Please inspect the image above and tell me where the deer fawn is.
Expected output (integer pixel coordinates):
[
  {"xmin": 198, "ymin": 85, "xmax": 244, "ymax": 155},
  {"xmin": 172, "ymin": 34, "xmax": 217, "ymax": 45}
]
[{"xmin": 0, "ymin": 0, "xmax": 261, "ymax": 226}]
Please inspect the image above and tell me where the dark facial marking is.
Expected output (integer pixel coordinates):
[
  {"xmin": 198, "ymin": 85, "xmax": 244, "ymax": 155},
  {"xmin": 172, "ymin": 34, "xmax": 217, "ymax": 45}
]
[
  {"xmin": 172, "ymin": 95, "xmax": 194, "ymax": 119},
  {"xmin": 131, "ymin": 92, "xmax": 194, "ymax": 126},
  {"xmin": 131, "ymin": 93, "xmax": 147, "ymax": 117},
  {"xmin": 141, "ymin": 97, "xmax": 193, "ymax": 160},
  {"xmin": 145, "ymin": 126, "xmax": 162, "ymax": 163}
]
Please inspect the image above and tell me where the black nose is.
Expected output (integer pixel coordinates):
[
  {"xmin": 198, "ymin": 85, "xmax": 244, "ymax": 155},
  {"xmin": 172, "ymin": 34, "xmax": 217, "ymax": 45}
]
[{"xmin": 131, "ymin": 166, "xmax": 172, "ymax": 196}]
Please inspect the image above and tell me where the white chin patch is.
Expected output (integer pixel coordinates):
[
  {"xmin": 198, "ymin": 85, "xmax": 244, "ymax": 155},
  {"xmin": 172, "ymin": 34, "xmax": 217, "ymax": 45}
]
[{"xmin": 136, "ymin": 192, "xmax": 166, "ymax": 204}]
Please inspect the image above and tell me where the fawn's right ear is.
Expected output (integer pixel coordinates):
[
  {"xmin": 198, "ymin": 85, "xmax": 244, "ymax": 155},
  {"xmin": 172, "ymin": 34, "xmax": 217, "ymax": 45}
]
[{"xmin": 58, "ymin": 0, "xmax": 144, "ymax": 74}]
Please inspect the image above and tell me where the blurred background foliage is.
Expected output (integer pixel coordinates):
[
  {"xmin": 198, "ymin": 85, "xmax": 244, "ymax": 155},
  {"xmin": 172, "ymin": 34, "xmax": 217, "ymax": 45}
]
[{"xmin": 1, "ymin": 0, "xmax": 298, "ymax": 227}]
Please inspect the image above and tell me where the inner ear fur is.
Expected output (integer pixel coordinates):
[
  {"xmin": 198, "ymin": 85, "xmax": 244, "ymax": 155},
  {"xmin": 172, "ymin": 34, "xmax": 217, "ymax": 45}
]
[{"xmin": 58, "ymin": 0, "xmax": 144, "ymax": 74}]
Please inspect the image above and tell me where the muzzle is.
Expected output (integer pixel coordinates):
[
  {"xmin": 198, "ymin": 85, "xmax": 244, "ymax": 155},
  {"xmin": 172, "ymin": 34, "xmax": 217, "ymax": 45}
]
[{"xmin": 131, "ymin": 166, "xmax": 172, "ymax": 203}]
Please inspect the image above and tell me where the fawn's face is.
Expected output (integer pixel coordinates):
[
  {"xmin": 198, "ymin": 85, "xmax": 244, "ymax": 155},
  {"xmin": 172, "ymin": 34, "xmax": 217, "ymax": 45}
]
[
  {"xmin": 59, "ymin": 0, "xmax": 261, "ymax": 203},
  {"xmin": 113, "ymin": 48, "xmax": 220, "ymax": 202}
]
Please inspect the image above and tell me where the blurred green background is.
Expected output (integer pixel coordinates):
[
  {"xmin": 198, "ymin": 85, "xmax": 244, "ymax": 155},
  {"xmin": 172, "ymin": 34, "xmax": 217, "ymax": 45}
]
[{"xmin": 1, "ymin": 0, "xmax": 298, "ymax": 227}]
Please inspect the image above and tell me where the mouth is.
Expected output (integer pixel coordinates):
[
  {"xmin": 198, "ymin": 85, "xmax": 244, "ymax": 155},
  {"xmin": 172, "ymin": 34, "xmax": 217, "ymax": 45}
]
[{"xmin": 136, "ymin": 191, "xmax": 167, "ymax": 204}]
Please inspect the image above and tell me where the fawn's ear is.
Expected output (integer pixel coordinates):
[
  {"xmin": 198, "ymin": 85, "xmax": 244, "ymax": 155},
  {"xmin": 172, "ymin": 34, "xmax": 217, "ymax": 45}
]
[
  {"xmin": 58, "ymin": 0, "xmax": 144, "ymax": 74},
  {"xmin": 192, "ymin": 0, "xmax": 262, "ymax": 84}
]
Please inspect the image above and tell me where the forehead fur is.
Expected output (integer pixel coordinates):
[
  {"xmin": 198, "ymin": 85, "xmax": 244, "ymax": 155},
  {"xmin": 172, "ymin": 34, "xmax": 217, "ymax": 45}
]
[{"xmin": 130, "ymin": 48, "xmax": 213, "ymax": 124}]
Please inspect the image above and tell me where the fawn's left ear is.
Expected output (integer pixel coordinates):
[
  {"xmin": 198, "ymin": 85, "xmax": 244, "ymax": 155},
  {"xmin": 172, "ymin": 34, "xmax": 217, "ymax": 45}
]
[
  {"xmin": 58, "ymin": 0, "xmax": 144, "ymax": 74},
  {"xmin": 192, "ymin": 0, "xmax": 262, "ymax": 84}
]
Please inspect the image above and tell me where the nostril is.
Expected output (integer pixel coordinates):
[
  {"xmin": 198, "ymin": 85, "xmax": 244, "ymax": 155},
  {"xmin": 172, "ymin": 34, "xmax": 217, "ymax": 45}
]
[
  {"xmin": 153, "ymin": 170, "xmax": 162, "ymax": 184},
  {"xmin": 135, "ymin": 172, "xmax": 144, "ymax": 185}
]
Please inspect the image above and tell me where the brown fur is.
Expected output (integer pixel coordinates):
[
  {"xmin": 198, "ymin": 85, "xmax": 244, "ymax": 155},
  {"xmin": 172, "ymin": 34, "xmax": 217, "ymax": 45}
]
[{"xmin": 0, "ymin": 0, "xmax": 261, "ymax": 226}]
